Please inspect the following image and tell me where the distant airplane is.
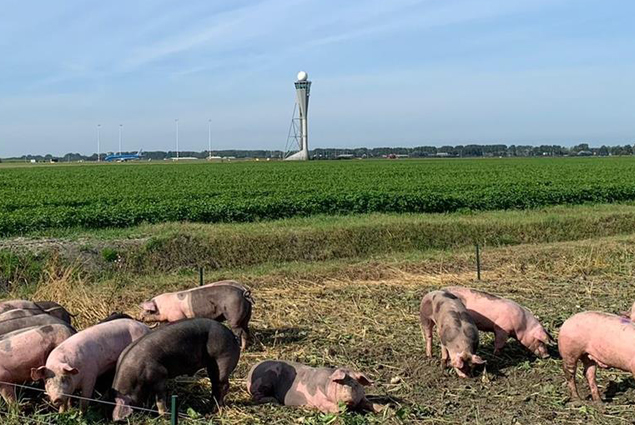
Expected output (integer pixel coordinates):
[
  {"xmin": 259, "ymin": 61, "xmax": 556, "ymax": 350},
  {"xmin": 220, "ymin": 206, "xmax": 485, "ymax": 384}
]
[{"xmin": 104, "ymin": 149, "xmax": 143, "ymax": 162}]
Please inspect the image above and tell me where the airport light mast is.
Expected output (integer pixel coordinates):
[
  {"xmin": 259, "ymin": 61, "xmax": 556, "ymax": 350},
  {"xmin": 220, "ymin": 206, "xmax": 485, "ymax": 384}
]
[
  {"xmin": 208, "ymin": 119, "xmax": 212, "ymax": 159},
  {"xmin": 175, "ymin": 119, "xmax": 179, "ymax": 160}
]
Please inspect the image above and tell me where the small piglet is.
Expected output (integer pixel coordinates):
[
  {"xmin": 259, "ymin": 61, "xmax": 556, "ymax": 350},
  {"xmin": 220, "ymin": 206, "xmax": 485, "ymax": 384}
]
[
  {"xmin": 247, "ymin": 360, "xmax": 381, "ymax": 413},
  {"xmin": 420, "ymin": 290, "xmax": 485, "ymax": 377},
  {"xmin": 559, "ymin": 311, "xmax": 635, "ymax": 402},
  {"xmin": 140, "ymin": 282, "xmax": 252, "ymax": 349},
  {"xmin": 0, "ymin": 324, "xmax": 76, "ymax": 403},
  {"xmin": 32, "ymin": 318, "xmax": 150, "ymax": 413},
  {"xmin": 445, "ymin": 286, "xmax": 553, "ymax": 358},
  {"xmin": 112, "ymin": 318, "xmax": 240, "ymax": 421},
  {"xmin": 0, "ymin": 314, "xmax": 69, "ymax": 337}
]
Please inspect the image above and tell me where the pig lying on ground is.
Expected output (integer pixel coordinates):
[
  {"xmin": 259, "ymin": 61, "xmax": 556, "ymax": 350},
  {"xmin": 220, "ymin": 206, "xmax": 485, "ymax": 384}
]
[
  {"xmin": 0, "ymin": 309, "xmax": 42, "ymax": 323},
  {"xmin": 31, "ymin": 318, "xmax": 150, "ymax": 413},
  {"xmin": 247, "ymin": 360, "xmax": 382, "ymax": 413},
  {"xmin": 140, "ymin": 283, "xmax": 252, "ymax": 349},
  {"xmin": 420, "ymin": 290, "xmax": 485, "ymax": 378},
  {"xmin": 0, "ymin": 314, "xmax": 70, "ymax": 337},
  {"xmin": 0, "ymin": 300, "xmax": 73, "ymax": 325},
  {"xmin": 0, "ymin": 300, "xmax": 43, "ymax": 314},
  {"xmin": 34, "ymin": 301, "xmax": 75, "ymax": 325},
  {"xmin": 112, "ymin": 318, "xmax": 240, "ymax": 421},
  {"xmin": 0, "ymin": 324, "xmax": 76, "ymax": 403},
  {"xmin": 559, "ymin": 311, "xmax": 635, "ymax": 403},
  {"xmin": 444, "ymin": 286, "xmax": 554, "ymax": 358}
]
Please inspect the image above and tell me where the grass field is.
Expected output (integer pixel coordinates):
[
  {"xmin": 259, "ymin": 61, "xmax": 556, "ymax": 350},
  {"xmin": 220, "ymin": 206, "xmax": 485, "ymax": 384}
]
[
  {"xmin": 3, "ymin": 159, "xmax": 635, "ymax": 423},
  {"xmin": 3, "ymin": 157, "xmax": 635, "ymax": 236}
]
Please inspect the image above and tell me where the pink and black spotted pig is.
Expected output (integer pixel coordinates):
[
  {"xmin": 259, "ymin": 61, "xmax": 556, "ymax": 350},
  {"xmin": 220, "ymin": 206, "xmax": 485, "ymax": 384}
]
[
  {"xmin": 559, "ymin": 311, "xmax": 635, "ymax": 403},
  {"xmin": 140, "ymin": 282, "xmax": 253, "ymax": 349},
  {"xmin": 420, "ymin": 290, "xmax": 486, "ymax": 378},
  {"xmin": 0, "ymin": 324, "xmax": 76, "ymax": 404},
  {"xmin": 247, "ymin": 360, "xmax": 382, "ymax": 413},
  {"xmin": 444, "ymin": 286, "xmax": 554, "ymax": 358}
]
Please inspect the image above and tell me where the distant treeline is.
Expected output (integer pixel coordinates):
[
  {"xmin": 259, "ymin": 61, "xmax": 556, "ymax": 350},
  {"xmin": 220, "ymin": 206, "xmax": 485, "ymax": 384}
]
[{"xmin": 3, "ymin": 143, "xmax": 635, "ymax": 162}]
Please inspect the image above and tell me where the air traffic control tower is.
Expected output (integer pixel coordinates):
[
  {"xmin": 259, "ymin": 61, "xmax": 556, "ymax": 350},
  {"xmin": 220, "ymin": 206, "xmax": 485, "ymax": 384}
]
[{"xmin": 285, "ymin": 71, "xmax": 311, "ymax": 160}]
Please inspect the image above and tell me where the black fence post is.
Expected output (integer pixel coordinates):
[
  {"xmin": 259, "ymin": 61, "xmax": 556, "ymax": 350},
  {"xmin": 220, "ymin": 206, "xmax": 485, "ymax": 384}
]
[{"xmin": 199, "ymin": 267, "xmax": 204, "ymax": 287}]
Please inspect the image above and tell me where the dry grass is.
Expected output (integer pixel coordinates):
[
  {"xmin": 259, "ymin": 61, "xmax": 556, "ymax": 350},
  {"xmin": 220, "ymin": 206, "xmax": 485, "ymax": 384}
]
[{"xmin": 3, "ymin": 234, "xmax": 635, "ymax": 423}]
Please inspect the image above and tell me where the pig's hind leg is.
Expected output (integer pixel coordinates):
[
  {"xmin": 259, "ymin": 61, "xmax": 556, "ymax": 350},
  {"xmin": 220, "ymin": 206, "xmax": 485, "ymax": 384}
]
[
  {"xmin": 249, "ymin": 380, "xmax": 280, "ymax": 405},
  {"xmin": 154, "ymin": 381, "xmax": 168, "ymax": 416},
  {"xmin": 581, "ymin": 355, "xmax": 601, "ymax": 403},
  {"xmin": 206, "ymin": 361, "xmax": 225, "ymax": 409},
  {"xmin": 562, "ymin": 354, "xmax": 581, "ymax": 400},
  {"xmin": 226, "ymin": 304, "xmax": 251, "ymax": 350}
]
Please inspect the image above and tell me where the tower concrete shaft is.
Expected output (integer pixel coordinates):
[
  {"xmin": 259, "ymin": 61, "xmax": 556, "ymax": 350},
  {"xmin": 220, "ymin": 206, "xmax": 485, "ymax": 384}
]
[{"xmin": 286, "ymin": 76, "xmax": 311, "ymax": 160}]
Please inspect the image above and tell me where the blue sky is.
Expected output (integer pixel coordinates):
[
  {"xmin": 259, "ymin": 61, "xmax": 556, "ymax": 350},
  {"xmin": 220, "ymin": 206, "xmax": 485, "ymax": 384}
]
[{"xmin": 0, "ymin": 0, "xmax": 634, "ymax": 156}]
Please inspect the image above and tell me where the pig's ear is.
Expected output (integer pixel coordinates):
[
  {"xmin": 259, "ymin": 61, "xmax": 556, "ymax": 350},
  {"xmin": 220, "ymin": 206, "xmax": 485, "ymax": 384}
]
[
  {"xmin": 453, "ymin": 356, "xmax": 465, "ymax": 370},
  {"xmin": 62, "ymin": 364, "xmax": 79, "ymax": 375},
  {"xmin": 141, "ymin": 300, "xmax": 157, "ymax": 313},
  {"xmin": 330, "ymin": 368, "xmax": 348, "ymax": 383},
  {"xmin": 543, "ymin": 330, "xmax": 556, "ymax": 344},
  {"xmin": 471, "ymin": 354, "xmax": 486, "ymax": 365},
  {"xmin": 31, "ymin": 366, "xmax": 47, "ymax": 381},
  {"xmin": 351, "ymin": 372, "xmax": 372, "ymax": 386}
]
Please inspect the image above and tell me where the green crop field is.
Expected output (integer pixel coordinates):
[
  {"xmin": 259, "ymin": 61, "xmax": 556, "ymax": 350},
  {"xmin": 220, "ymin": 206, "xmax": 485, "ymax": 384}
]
[{"xmin": 2, "ymin": 157, "xmax": 635, "ymax": 236}]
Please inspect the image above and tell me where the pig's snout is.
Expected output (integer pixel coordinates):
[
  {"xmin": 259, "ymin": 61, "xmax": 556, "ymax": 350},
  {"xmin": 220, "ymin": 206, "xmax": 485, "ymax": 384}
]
[
  {"xmin": 113, "ymin": 399, "xmax": 134, "ymax": 422},
  {"xmin": 52, "ymin": 397, "xmax": 67, "ymax": 413},
  {"xmin": 535, "ymin": 343, "xmax": 550, "ymax": 359}
]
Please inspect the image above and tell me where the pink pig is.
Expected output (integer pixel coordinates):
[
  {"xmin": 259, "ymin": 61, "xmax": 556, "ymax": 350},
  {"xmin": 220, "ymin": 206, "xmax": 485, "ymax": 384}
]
[
  {"xmin": 559, "ymin": 311, "xmax": 635, "ymax": 402},
  {"xmin": 445, "ymin": 286, "xmax": 554, "ymax": 358},
  {"xmin": 31, "ymin": 318, "xmax": 150, "ymax": 413},
  {"xmin": 0, "ymin": 324, "xmax": 75, "ymax": 403},
  {"xmin": 247, "ymin": 360, "xmax": 382, "ymax": 413}
]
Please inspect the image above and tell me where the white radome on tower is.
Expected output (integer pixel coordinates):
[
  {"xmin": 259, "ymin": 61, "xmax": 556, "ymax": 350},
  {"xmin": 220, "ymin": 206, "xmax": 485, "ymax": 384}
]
[{"xmin": 297, "ymin": 71, "xmax": 308, "ymax": 81}]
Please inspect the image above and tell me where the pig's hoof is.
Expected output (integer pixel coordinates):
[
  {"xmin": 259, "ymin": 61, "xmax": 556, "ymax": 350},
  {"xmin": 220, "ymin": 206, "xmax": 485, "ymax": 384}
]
[
  {"xmin": 591, "ymin": 400, "xmax": 605, "ymax": 413},
  {"xmin": 371, "ymin": 403, "xmax": 387, "ymax": 413},
  {"xmin": 567, "ymin": 399, "xmax": 584, "ymax": 408}
]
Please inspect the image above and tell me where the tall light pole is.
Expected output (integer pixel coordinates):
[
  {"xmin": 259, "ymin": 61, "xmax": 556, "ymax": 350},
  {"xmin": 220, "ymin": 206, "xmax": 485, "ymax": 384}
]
[
  {"xmin": 175, "ymin": 119, "xmax": 179, "ymax": 160},
  {"xmin": 118, "ymin": 124, "xmax": 123, "ymax": 155},
  {"xmin": 97, "ymin": 124, "xmax": 101, "ymax": 162},
  {"xmin": 208, "ymin": 119, "xmax": 212, "ymax": 159}
]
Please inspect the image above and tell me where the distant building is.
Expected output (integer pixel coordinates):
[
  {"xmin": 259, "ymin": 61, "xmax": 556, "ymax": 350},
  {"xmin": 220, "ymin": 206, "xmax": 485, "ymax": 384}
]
[{"xmin": 577, "ymin": 150, "xmax": 593, "ymax": 156}]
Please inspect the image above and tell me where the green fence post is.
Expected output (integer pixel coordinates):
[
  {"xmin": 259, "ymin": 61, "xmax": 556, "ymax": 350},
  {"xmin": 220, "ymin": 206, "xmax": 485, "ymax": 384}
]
[
  {"xmin": 171, "ymin": 394, "xmax": 178, "ymax": 425},
  {"xmin": 199, "ymin": 267, "xmax": 204, "ymax": 286}
]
